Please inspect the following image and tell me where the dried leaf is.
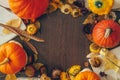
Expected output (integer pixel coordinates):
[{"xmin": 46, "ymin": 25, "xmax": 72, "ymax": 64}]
[
  {"xmin": 33, "ymin": 63, "xmax": 44, "ymax": 70},
  {"xmin": 34, "ymin": 54, "xmax": 38, "ymax": 62},
  {"xmin": 5, "ymin": 74, "xmax": 17, "ymax": 80},
  {"xmin": 83, "ymin": 13, "xmax": 104, "ymax": 24},
  {"xmin": 3, "ymin": 18, "xmax": 22, "ymax": 34}
]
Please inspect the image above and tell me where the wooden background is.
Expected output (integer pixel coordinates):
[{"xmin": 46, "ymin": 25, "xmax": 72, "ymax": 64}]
[
  {"xmin": 23, "ymin": 10, "xmax": 91, "ymax": 71},
  {"xmin": 0, "ymin": 10, "xmax": 91, "ymax": 79}
]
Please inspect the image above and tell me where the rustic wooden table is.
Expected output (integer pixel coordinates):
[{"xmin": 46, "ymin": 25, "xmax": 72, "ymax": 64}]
[
  {"xmin": 23, "ymin": 10, "xmax": 91, "ymax": 71},
  {"xmin": 0, "ymin": 10, "xmax": 91, "ymax": 79}
]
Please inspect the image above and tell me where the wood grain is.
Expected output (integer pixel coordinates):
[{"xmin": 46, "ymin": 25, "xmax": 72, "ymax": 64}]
[{"xmin": 25, "ymin": 10, "xmax": 91, "ymax": 71}]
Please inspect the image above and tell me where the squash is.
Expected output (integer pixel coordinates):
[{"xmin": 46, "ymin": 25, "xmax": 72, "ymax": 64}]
[
  {"xmin": 89, "ymin": 43, "xmax": 101, "ymax": 54},
  {"xmin": 74, "ymin": 68, "xmax": 100, "ymax": 80},
  {"xmin": 0, "ymin": 41, "xmax": 27, "ymax": 74},
  {"xmin": 68, "ymin": 65, "xmax": 81, "ymax": 76},
  {"xmin": 88, "ymin": 0, "xmax": 114, "ymax": 15},
  {"xmin": 27, "ymin": 24, "xmax": 38, "ymax": 35},
  {"xmin": 92, "ymin": 20, "xmax": 120, "ymax": 48},
  {"xmin": 8, "ymin": 0, "xmax": 49, "ymax": 21},
  {"xmin": 60, "ymin": 72, "xmax": 70, "ymax": 80}
]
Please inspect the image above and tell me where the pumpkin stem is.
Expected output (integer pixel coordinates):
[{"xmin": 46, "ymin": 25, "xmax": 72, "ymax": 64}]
[
  {"xmin": 0, "ymin": 58, "xmax": 9, "ymax": 65},
  {"xmin": 104, "ymin": 28, "xmax": 112, "ymax": 38}
]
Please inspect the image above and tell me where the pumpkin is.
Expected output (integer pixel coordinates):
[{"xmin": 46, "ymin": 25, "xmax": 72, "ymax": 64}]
[
  {"xmin": 60, "ymin": 72, "xmax": 70, "ymax": 80},
  {"xmin": 88, "ymin": 0, "xmax": 114, "ymax": 15},
  {"xmin": 0, "ymin": 41, "xmax": 27, "ymax": 74},
  {"xmin": 92, "ymin": 20, "xmax": 120, "ymax": 48},
  {"xmin": 8, "ymin": 0, "xmax": 49, "ymax": 21},
  {"xmin": 74, "ymin": 68, "xmax": 100, "ymax": 80},
  {"xmin": 68, "ymin": 65, "xmax": 81, "ymax": 76}
]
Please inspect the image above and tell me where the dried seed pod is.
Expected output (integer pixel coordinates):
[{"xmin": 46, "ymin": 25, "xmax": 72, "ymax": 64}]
[
  {"xmin": 71, "ymin": 8, "xmax": 82, "ymax": 17},
  {"xmin": 60, "ymin": 4, "xmax": 72, "ymax": 14}
]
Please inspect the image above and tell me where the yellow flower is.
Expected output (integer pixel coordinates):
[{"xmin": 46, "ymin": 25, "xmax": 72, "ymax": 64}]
[
  {"xmin": 88, "ymin": 0, "xmax": 114, "ymax": 15},
  {"xmin": 60, "ymin": 4, "xmax": 72, "ymax": 14}
]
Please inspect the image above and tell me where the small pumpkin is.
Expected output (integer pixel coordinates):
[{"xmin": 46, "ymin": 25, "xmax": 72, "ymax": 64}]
[
  {"xmin": 27, "ymin": 24, "xmax": 38, "ymax": 35},
  {"xmin": 0, "ymin": 41, "xmax": 27, "ymax": 74},
  {"xmin": 92, "ymin": 20, "xmax": 120, "ymax": 48},
  {"xmin": 68, "ymin": 65, "xmax": 81, "ymax": 76},
  {"xmin": 88, "ymin": 0, "xmax": 114, "ymax": 15},
  {"xmin": 74, "ymin": 68, "xmax": 100, "ymax": 80},
  {"xmin": 60, "ymin": 72, "xmax": 70, "ymax": 80},
  {"xmin": 8, "ymin": 0, "xmax": 49, "ymax": 21}
]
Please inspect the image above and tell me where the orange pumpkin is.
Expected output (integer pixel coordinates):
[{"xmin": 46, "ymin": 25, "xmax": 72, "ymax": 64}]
[
  {"xmin": 8, "ymin": 0, "xmax": 49, "ymax": 21},
  {"xmin": 92, "ymin": 20, "xmax": 120, "ymax": 48},
  {"xmin": 0, "ymin": 41, "xmax": 27, "ymax": 74},
  {"xmin": 74, "ymin": 69, "xmax": 100, "ymax": 80}
]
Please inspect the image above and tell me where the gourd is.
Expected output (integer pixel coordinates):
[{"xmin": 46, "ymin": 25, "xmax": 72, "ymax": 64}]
[
  {"xmin": 92, "ymin": 20, "xmax": 120, "ymax": 48},
  {"xmin": 60, "ymin": 72, "xmax": 69, "ymax": 80},
  {"xmin": 74, "ymin": 68, "xmax": 100, "ymax": 80},
  {"xmin": 0, "ymin": 41, "xmax": 27, "ymax": 74},
  {"xmin": 88, "ymin": 0, "xmax": 114, "ymax": 15},
  {"xmin": 8, "ymin": 0, "xmax": 49, "ymax": 21}
]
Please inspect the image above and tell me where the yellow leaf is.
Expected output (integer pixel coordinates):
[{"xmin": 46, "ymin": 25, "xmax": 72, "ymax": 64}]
[
  {"xmin": 5, "ymin": 74, "xmax": 17, "ymax": 80},
  {"xmin": 3, "ymin": 18, "xmax": 22, "ymax": 34}
]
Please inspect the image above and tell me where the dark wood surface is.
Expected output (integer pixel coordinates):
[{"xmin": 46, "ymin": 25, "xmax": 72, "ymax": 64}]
[
  {"xmin": 23, "ymin": 10, "xmax": 91, "ymax": 71},
  {"xmin": 0, "ymin": 10, "xmax": 91, "ymax": 79}
]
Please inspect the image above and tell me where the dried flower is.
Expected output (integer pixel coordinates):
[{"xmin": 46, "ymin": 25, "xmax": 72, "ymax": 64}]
[
  {"xmin": 71, "ymin": 8, "xmax": 82, "ymax": 17},
  {"xmin": 60, "ymin": 4, "xmax": 72, "ymax": 14},
  {"xmin": 104, "ymin": 11, "xmax": 117, "ymax": 20}
]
